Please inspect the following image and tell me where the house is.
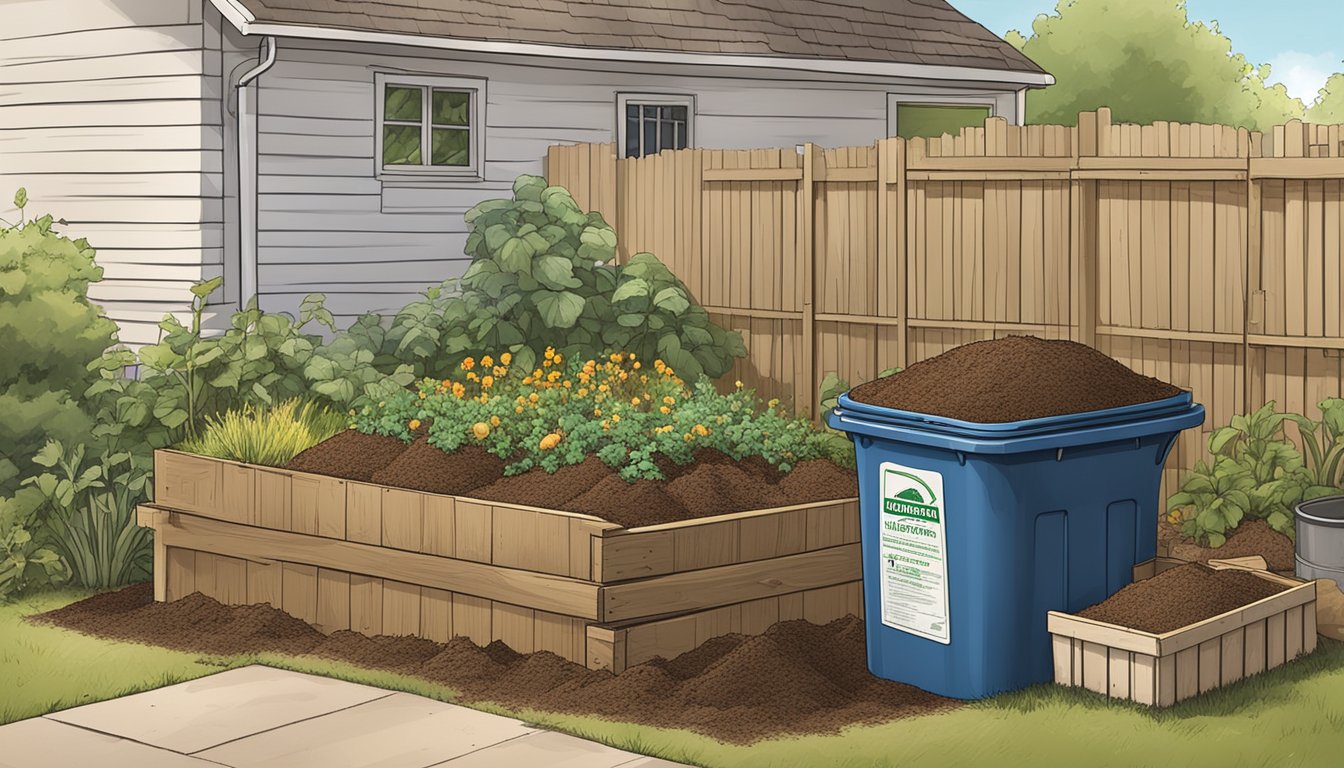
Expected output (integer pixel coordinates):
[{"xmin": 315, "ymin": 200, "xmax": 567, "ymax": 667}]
[{"xmin": 0, "ymin": 0, "xmax": 1051, "ymax": 345}]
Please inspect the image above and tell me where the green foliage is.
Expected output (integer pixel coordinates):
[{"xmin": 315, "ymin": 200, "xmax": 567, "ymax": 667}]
[
  {"xmin": 379, "ymin": 176, "xmax": 746, "ymax": 383},
  {"xmin": 0, "ymin": 197, "xmax": 118, "ymax": 495},
  {"xmin": 20, "ymin": 440, "xmax": 152, "ymax": 590},
  {"xmin": 1307, "ymin": 74, "xmax": 1344, "ymax": 126},
  {"xmin": 1167, "ymin": 401, "xmax": 1344, "ymax": 546},
  {"xmin": 814, "ymin": 368, "xmax": 900, "ymax": 469},
  {"xmin": 179, "ymin": 399, "xmax": 347, "ymax": 467},
  {"xmin": 351, "ymin": 349, "xmax": 841, "ymax": 481},
  {"xmin": 0, "ymin": 495, "xmax": 69, "ymax": 601},
  {"xmin": 1007, "ymin": 0, "xmax": 1304, "ymax": 131}
]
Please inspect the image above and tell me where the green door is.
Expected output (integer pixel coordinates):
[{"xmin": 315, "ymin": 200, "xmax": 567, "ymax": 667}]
[{"xmin": 894, "ymin": 103, "xmax": 993, "ymax": 140}]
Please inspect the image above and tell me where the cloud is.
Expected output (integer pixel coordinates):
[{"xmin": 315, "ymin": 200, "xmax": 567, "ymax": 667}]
[{"xmin": 1266, "ymin": 50, "xmax": 1342, "ymax": 102}]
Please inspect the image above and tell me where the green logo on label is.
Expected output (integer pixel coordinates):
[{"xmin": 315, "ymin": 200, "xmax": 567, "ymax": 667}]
[{"xmin": 883, "ymin": 470, "xmax": 941, "ymax": 522}]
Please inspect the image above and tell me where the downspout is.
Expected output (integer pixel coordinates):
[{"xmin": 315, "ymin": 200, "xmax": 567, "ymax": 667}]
[{"xmin": 234, "ymin": 36, "xmax": 277, "ymax": 309}]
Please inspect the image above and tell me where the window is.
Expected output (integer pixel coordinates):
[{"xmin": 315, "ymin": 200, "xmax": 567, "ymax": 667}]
[
  {"xmin": 375, "ymin": 73, "xmax": 484, "ymax": 178},
  {"xmin": 894, "ymin": 104, "xmax": 993, "ymax": 139},
  {"xmin": 618, "ymin": 94, "xmax": 693, "ymax": 158}
]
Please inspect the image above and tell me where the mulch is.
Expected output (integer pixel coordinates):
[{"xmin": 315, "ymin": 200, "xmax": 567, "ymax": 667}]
[
  {"xmin": 34, "ymin": 584, "xmax": 956, "ymax": 744},
  {"xmin": 1078, "ymin": 562, "xmax": 1289, "ymax": 634}
]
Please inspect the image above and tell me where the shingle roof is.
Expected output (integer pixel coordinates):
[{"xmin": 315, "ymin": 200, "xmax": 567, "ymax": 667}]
[{"xmin": 223, "ymin": 0, "xmax": 1046, "ymax": 76}]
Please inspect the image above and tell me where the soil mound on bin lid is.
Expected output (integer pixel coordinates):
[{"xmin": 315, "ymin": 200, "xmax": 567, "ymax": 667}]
[
  {"xmin": 1077, "ymin": 563, "xmax": 1289, "ymax": 634},
  {"xmin": 780, "ymin": 459, "xmax": 859, "ymax": 503},
  {"xmin": 848, "ymin": 335, "xmax": 1182, "ymax": 423},
  {"xmin": 287, "ymin": 430, "xmax": 409, "ymax": 482},
  {"xmin": 37, "ymin": 585, "xmax": 955, "ymax": 744},
  {"xmin": 1160, "ymin": 518, "xmax": 1296, "ymax": 573},
  {"xmin": 471, "ymin": 455, "xmax": 617, "ymax": 507},
  {"xmin": 369, "ymin": 438, "xmax": 504, "ymax": 496}
]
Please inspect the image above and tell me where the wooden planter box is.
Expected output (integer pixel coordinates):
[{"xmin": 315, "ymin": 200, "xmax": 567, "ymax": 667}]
[
  {"xmin": 142, "ymin": 449, "xmax": 862, "ymax": 673},
  {"xmin": 1048, "ymin": 561, "xmax": 1317, "ymax": 706}
]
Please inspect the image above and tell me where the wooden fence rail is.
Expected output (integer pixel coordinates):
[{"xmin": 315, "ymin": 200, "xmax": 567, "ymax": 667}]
[{"xmin": 546, "ymin": 109, "xmax": 1344, "ymax": 494}]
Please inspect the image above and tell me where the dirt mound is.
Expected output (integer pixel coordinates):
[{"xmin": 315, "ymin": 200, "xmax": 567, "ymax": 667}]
[
  {"xmin": 472, "ymin": 455, "xmax": 616, "ymax": 507},
  {"xmin": 566, "ymin": 474, "xmax": 692, "ymax": 528},
  {"xmin": 1160, "ymin": 518, "xmax": 1296, "ymax": 572},
  {"xmin": 288, "ymin": 430, "xmax": 409, "ymax": 482},
  {"xmin": 1078, "ymin": 563, "xmax": 1289, "ymax": 634},
  {"xmin": 664, "ymin": 462, "xmax": 789, "ymax": 515},
  {"xmin": 781, "ymin": 459, "xmax": 859, "ymax": 503},
  {"xmin": 36, "ymin": 586, "xmax": 954, "ymax": 744},
  {"xmin": 369, "ymin": 439, "xmax": 504, "ymax": 496},
  {"xmin": 849, "ymin": 336, "xmax": 1182, "ymax": 423}
]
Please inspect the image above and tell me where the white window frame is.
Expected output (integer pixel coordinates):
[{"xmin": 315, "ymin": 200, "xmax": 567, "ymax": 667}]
[
  {"xmin": 375, "ymin": 72, "xmax": 486, "ymax": 180},
  {"xmin": 617, "ymin": 93, "xmax": 695, "ymax": 159},
  {"xmin": 886, "ymin": 93, "xmax": 1001, "ymax": 138}
]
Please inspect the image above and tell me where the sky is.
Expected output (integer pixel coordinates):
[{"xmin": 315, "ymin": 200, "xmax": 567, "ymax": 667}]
[{"xmin": 951, "ymin": 1, "xmax": 1344, "ymax": 104}]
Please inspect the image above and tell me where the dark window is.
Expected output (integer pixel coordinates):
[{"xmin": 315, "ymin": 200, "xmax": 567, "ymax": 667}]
[
  {"xmin": 382, "ymin": 83, "xmax": 474, "ymax": 169},
  {"xmin": 625, "ymin": 102, "xmax": 690, "ymax": 158}
]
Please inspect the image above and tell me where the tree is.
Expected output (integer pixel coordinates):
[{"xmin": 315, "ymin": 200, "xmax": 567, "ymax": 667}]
[
  {"xmin": 1007, "ymin": 0, "xmax": 1304, "ymax": 130},
  {"xmin": 1307, "ymin": 74, "xmax": 1344, "ymax": 124}
]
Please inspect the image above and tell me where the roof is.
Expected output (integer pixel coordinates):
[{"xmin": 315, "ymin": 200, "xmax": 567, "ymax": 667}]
[{"xmin": 211, "ymin": 0, "xmax": 1051, "ymax": 86}]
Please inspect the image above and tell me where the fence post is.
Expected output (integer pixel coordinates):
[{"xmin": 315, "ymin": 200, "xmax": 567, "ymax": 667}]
[
  {"xmin": 882, "ymin": 138, "xmax": 909, "ymax": 370},
  {"xmin": 1244, "ymin": 128, "xmax": 1261, "ymax": 412},
  {"xmin": 1070, "ymin": 109, "xmax": 1103, "ymax": 347},
  {"xmin": 800, "ymin": 143, "xmax": 817, "ymax": 419}
]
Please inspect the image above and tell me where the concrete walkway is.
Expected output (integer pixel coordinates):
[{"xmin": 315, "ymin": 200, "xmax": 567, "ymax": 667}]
[{"xmin": 0, "ymin": 666, "xmax": 693, "ymax": 768}]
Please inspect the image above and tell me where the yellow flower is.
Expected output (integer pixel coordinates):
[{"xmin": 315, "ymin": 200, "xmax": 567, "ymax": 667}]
[
  {"xmin": 547, "ymin": 370, "xmax": 561, "ymax": 382},
  {"xmin": 545, "ymin": 346, "xmax": 556, "ymax": 360},
  {"xmin": 481, "ymin": 355, "xmax": 494, "ymax": 368},
  {"xmin": 418, "ymin": 391, "xmax": 427, "ymax": 399},
  {"xmin": 408, "ymin": 419, "xmax": 422, "ymax": 431},
  {"xmin": 451, "ymin": 382, "xmax": 466, "ymax": 398},
  {"xmin": 633, "ymin": 361, "xmax": 641, "ymax": 369},
  {"xmin": 553, "ymin": 353, "xmax": 563, "ymax": 364},
  {"xmin": 515, "ymin": 406, "xmax": 524, "ymax": 414},
  {"xmin": 684, "ymin": 433, "xmax": 694, "ymax": 442},
  {"xmin": 562, "ymin": 380, "xmax": 572, "ymax": 389},
  {"xmin": 619, "ymin": 372, "xmax": 628, "ymax": 381},
  {"xmin": 768, "ymin": 398, "xmax": 780, "ymax": 408},
  {"xmin": 594, "ymin": 408, "xmax": 602, "ymax": 416},
  {"xmin": 660, "ymin": 406, "xmax": 671, "ymax": 415},
  {"xmin": 523, "ymin": 376, "xmax": 533, "ymax": 385},
  {"xmin": 461, "ymin": 357, "xmax": 475, "ymax": 370},
  {"xmin": 735, "ymin": 380, "xmax": 743, "ymax": 388},
  {"xmin": 529, "ymin": 393, "xmax": 539, "ymax": 403},
  {"xmin": 663, "ymin": 396, "xmax": 675, "ymax": 405},
  {"xmin": 539, "ymin": 433, "xmax": 561, "ymax": 450},
  {"xmin": 629, "ymin": 352, "xmax": 637, "ymax": 360},
  {"xmin": 631, "ymin": 397, "xmax": 641, "ymax": 406},
  {"xmin": 472, "ymin": 422, "xmax": 490, "ymax": 439},
  {"xmin": 466, "ymin": 371, "xmax": 479, "ymax": 381},
  {"xmin": 612, "ymin": 413, "xmax": 621, "ymax": 423},
  {"xmin": 501, "ymin": 352, "xmax": 512, "ymax": 365},
  {"xmin": 598, "ymin": 384, "xmax": 610, "ymax": 393},
  {"xmin": 481, "ymin": 375, "xmax": 494, "ymax": 388},
  {"xmin": 693, "ymin": 424, "xmax": 710, "ymax": 437},
  {"xmin": 578, "ymin": 388, "xmax": 589, "ymax": 397},
  {"xmin": 610, "ymin": 352, "xmax": 622, "ymax": 363}
]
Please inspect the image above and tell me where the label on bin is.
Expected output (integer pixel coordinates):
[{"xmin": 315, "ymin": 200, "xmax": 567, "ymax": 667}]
[{"xmin": 878, "ymin": 462, "xmax": 950, "ymax": 644}]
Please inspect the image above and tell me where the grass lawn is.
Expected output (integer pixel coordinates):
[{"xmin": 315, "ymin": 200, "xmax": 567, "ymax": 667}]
[{"xmin": 4, "ymin": 589, "xmax": 1343, "ymax": 767}]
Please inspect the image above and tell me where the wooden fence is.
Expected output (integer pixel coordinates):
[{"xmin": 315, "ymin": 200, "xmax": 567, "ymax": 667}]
[{"xmin": 545, "ymin": 109, "xmax": 1344, "ymax": 493}]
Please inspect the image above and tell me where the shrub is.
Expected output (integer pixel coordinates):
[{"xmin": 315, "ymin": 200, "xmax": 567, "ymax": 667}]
[
  {"xmin": 0, "ymin": 189, "xmax": 118, "ymax": 495},
  {"xmin": 1167, "ymin": 400, "xmax": 1344, "ymax": 546},
  {"xmin": 378, "ymin": 176, "xmax": 746, "ymax": 382},
  {"xmin": 0, "ymin": 494, "xmax": 69, "ymax": 601},
  {"xmin": 179, "ymin": 399, "xmax": 347, "ymax": 467},
  {"xmin": 352, "ymin": 348, "xmax": 846, "ymax": 480}
]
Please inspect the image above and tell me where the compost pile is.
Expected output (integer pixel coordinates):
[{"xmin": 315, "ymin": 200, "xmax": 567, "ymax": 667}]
[
  {"xmin": 1077, "ymin": 563, "xmax": 1289, "ymax": 634},
  {"xmin": 849, "ymin": 335, "xmax": 1182, "ymax": 423},
  {"xmin": 1158, "ymin": 518, "xmax": 1296, "ymax": 572},
  {"xmin": 36, "ymin": 585, "xmax": 955, "ymax": 743},
  {"xmin": 288, "ymin": 434, "xmax": 856, "ymax": 528}
]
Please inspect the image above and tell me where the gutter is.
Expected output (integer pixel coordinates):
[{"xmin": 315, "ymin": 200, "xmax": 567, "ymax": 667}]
[
  {"xmin": 206, "ymin": 0, "xmax": 1053, "ymax": 89},
  {"xmin": 233, "ymin": 35, "xmax": 276, "ymax": 309}
]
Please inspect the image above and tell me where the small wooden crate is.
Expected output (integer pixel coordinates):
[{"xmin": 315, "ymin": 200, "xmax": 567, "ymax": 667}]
[{"xmin": 1048, "ymin": 563, "xmax": 1317, "ymax": 706}]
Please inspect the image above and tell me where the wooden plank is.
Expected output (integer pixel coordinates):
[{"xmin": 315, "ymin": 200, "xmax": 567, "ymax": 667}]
[
  {"xmin": 452, "ymin": 595, "xmax": 492, "ymax": 646},
  {"xmin": 154, "ymin": 451, "xmax": 220, "ymax": 517},
  {"xmin": 601, "ymin": 544, "xmax": 861, "ymax": 622},
  {"xmin": 739, "ymin": 509, "xmax": 808, "ymax": 562},
  {"xmin": 1157, "ymin": 582, "xmax": 1315, "ymax": 654},
  {"xmin": 382, "ymin": 580, "xmax": 421, "ymax": 637},
  {"xmin": 1267, "ymin": 611, "xmax": 1287, "ymax": 669},
  {"xmin": 193, "ymin": 552, "xmax": 219, "ymax": 602},
  {"xmin": 1286, "ymin": 604, "xmax": 1305, "ymax": 659},
  {"xmin": 1251, "ymin": 157, "xmax": 1344, "ymax": 179},
  {"xmin": 213, "ymin": 555, "xmax": 247, "ymax": 606},
  {"xmin": 350, "ymin": 575, "xmax": 383, "ymax": 635},
  {"xmin": 673, "ymin": 520, "xmax": 741, "ymax": 571},
  {"xmin": 219, "ymin": 463, "xmax": 254, "ymax": 525},
  {"xmin": 1052, "ymin": 634, "xmax": 1074, "ymax": 685},
  {"xmin": 381, "ymin": 488, "xmax": 424, "ymax": 552},
  {"xmin": 281, "ymin": 563, "xmax": 318, "ymax": 625},
  {"xmin": 568, "ymin": 519, "xmax": 593, "ymax": 580},
  {"xmin": 421, "ymin": 495, "xmax": 455, "ymax": 557},
  {"xmin": 165, "ymin": 547, "xmax": 196, "ymax": 601},
  {"xmin": 315, "ymin": 568, "xmax": 351, "ymax": 634},
  {"xmin": 1046, "ymin": 612, "xmax": 1162, "ymax": 656},
  {"xmin": 907, "ymin": 156, "xmax": 1072, "ymax": 172},
  {"xmin": 1155, "ymin": 652, "xmax": 1177, "ymax": 706},
  {"xmin": 454, "ymin": 500, "xmax": 493, "ymax": 563},
  {"xmin": 703, "ymin": 167, "xmax": 802, "ymax": 182},
  {"xmin": 1107, "ymin": 647, "xmax": 1131, "ymax": 699},
  {"xmin": 1131, "ymin": 653, "xmax": 1157, "ymax": 705},
  {"xmin": 1244, "ymin": 617, "xmax": 1268, "ymax": 676},
  {"xmin": 246, "ymin": 560, "xmax": 282, "ymax": 609},
  {"xmin": 1081, "ymin": 641, "xmax": 1108, "ymax": 694},
  {"xmin": 346, "ymin": 482, "xmax": 382, "ymax": 545},
  {"xmin": 585, "ymin": 625, "xmax": 626, "ymax": 673},
  {"xmin": 419, "ymin": 587, "xmax": 453, "ymax": 643},
  {"xmin": 492, "ymin": 603, "xmax": 534, "ymax": 653},
  {"xmin": 493, "ymin": 506, "xmax": 571, "ymax": 575},
  {"xmin": 1198, "ymin": 637, "xmax": 1221, "ymax": 693},
  {"xmin": 1175, "ymin": 646, "xmax": 1199, "ymax": 702},
  {"xmin": 292, "ymin": 473, "xmax": 345, "ymax": 539},
  {"xmin": 534, "ymin": 610, "xmax": 582, "ymax": 664},
  {"xmin": 1220, "ymin": 626, "xmax": 1245, "ymax": 685},
  {"xmin": 148, "ymin": 509, "xmax": 602, "ymax": 619},
  {"xmin": 594, "ymin": 531, "xmax": 674, "ymax": 582}
]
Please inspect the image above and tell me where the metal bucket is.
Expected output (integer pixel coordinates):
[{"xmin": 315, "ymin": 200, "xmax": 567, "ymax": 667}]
[{"xmin": 1295, "ymin": 495, "xmax": 1344, "ymax": 590}]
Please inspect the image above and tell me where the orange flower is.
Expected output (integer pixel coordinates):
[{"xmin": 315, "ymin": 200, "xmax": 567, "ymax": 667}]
[
  {"xmin": 461, "ymin": 357, "xmax": 475, "ymax": 370},
  {"xmin": 471, "ymin": 422, "xmax": 490, "ymax": 439},
  {"xmin": 539, "ymin": 433, "xmax": 561, "ymax": 450},
  {"xmin": 408, "ymin": 419, "xmax": 422, "ymax": 431},
  {"xmin": 481, "ymin": 355, "xmax": 494, "ymax": 368},
  {"xmin": 490, "ymin": 415, "xmax": 501, "ymax": 427},
  {"xmin": 500, "ymin": 352, "xmax": 512, "ymax": 365}
]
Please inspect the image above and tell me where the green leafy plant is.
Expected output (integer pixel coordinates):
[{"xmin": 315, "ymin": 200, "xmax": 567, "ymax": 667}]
[
  {"xmin": 378, "ymin": 175, "xmax": 746, "ymax": 382},
  {"xmin": 814, "ymin": 368, "xmax": 900, "ymax": 469},
  {"xmin": 0, "ymin": 495, "xmax": 69, "ymax": 601},
  {"xmin": 179, "ymin": 399, "xmax": 348, "ymax": 467},
  {"xmin": 0, "ymin": 191, "xmax": 118, "ymax": 495},
  {"xmin": 1167, "ymin": 401, "xmax": 1342, "ymax": 546},
  {"xmin": 21, "ymin": 440, "xmax": 152, "ymax": 590},
  {"xmin": 1287, "ymin": 398, "xmax": 1344, "ymax": 492}
]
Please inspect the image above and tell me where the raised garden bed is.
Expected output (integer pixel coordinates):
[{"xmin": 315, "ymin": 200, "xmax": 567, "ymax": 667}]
[
  {"xmin": 143, "ymin": 448, "xmax": 862, "ymax": 672},
  {"xmin": 1048, "ymin": 560, "xmax": 1317, "ymax": 706}
]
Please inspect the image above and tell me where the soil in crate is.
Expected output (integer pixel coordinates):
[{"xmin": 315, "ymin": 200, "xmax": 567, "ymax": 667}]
[
  {"xmin": 1159, "ymin": 518, "xmax": 1296, "ymax": 572},
  {"xmin": 849, "ymin": 335, "xmax": 1181, "ymax": 422},
  {"xmin": 288, "ymin": 438, "xmax": 858, "ymax": 528},
  {"xmin": 37, "ymin": 585, "xmax": 954, "ymax": 744},
  {"xmin": 1077, "ymin": 563, "xmax": 1289, "ymax": 634}
]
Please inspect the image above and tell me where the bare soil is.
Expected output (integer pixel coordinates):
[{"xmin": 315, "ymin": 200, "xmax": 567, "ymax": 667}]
[
  {"xmin": 1077, "ymin": 563, "xmax": 1289, "ymax": 634},
  {"xmin": 849, "ymin": 335, "xmax": 1182, "ymax": 423},
  {"xmin": 1159, "ymin": 518, "xmax": 1296, "ymax": 572},
  {"xmin": 288, "ymin": 437, "xmax": 858, "ymax": 529},
  {"xmin": 35, "ymin": 585, "xmax": 955, "ymax": 744}
]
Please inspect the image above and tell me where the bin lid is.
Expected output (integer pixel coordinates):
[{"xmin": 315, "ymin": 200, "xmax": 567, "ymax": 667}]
[{"xmin": 834, "ymin": 390, "xmax": 1194, "ymax": 439}]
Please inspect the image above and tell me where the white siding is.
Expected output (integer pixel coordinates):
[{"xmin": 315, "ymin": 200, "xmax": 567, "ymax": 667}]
[
  {"xmin": 253, "ymin": 39, "xmax": 1022, "ymax": 322},
  {"xmin": 0, "ymin": 0, "xmax": 226, "ymax": 346}
]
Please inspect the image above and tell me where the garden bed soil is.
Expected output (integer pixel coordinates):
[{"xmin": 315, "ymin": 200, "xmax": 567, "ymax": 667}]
[
  {"xmin": 849, "ymin": 335, "xmax": 1182, "ymax": 423},
  {"xmin": 1077, "ymin": 563, "xmax": 1290, "ymax": 634},
  {"xmin": 288, "ymin": 436, "xmax": 858, "ymax": 528},
  {"xmin": 1158, "ymin": 519, "xmax": 1296, "ymax": 573},
  {"xmin": 36, "ymin": 585, "xmax": 954, "ymax": 744}
]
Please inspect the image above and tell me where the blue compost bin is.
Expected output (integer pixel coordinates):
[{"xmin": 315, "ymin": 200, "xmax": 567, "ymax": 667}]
[{"xmin": 826, "ymin": 391, "xmax": 1205, "ymax": 699}]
